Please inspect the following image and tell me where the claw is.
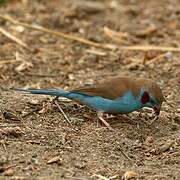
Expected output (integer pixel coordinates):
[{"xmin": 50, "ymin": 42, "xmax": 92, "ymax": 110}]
[{"xmin": 97, "ymin": 112, "xmax": 114, "ymax": 131}]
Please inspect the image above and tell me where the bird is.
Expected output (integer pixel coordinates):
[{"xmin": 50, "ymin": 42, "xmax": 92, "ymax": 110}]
[{"xmin": 12, "ymin": 76, "xmax": 165, "ymax": 130}]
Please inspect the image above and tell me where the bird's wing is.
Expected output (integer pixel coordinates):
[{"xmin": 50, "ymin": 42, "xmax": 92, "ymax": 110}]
[{"xmin": 71, "ymin": 76, "xmax": 140, "ymax": 100}]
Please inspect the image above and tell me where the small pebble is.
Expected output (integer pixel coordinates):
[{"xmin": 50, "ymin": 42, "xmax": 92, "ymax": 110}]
[
  {"xmin": 122, "ymin": 171, "xmax": 138, "ymax": 180},
  {"xmin": 146, "ymin": 136, "xmax": 154, "ymax": 144},
  {"xmin": 74, "ymin": 161, "xmax": 86, "ymax": 169},
  {"xmin": 3, "ymin": 111, "xmax": 20, "ymax": 121},
  {"xmin": 28, "ymin": 99, "xmax": 39, "ymax": 105},
  {"xmin": 3, "ymin": 168, "xmax": 14, "ymax": 176}
]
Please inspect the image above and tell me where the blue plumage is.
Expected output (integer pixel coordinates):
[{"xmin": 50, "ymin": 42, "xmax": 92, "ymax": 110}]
[
  {"xmin": 69, "ymin": 91, "xmax": 143, "ymax": 114},
  {"xmin": 15, "ymin": 88, "xmax": 143, "ymax": 114},
  {"xmin": 12, "ymin": 76, "xmax": 164, "ymax": 130}
]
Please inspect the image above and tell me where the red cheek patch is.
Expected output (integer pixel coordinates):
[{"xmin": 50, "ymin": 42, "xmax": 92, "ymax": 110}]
[{"xmin": 141, "ymin": 91, "xmax": 150, "ymax": 104}]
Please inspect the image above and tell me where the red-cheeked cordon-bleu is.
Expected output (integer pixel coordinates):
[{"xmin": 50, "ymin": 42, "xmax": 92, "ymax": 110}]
[{"xmin": 12, "ymin": 76, "xmax": 165, "ymax": 131}]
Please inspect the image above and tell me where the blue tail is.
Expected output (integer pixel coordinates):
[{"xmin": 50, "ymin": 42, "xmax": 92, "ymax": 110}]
[
  {"xmin": 13, "ymin": 88, "xmax": 117, "ymax": 112},
  {"xmin": 12, "ymin": 88, "xmax": 139, "ymax": 113},
  {"xmin": 13, "ymin": 88, "xmax": 70, "ymax": 98}
]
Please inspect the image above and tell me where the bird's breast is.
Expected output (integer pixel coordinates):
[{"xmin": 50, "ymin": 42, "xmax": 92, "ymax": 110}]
[{"xmin": 72, "ymin": 91, "xmax": 142, "ymax": 114}]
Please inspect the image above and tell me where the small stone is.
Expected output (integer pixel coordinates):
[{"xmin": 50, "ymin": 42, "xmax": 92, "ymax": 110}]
[
  {"xmin": 126, "ymin": 62, "xmax": 141, "ymax": 70},
  {"xmin": 158, "ymin": 140, "xmax": 175, "ymax": 153},
  {"xmin": 164, "ymin": 52, "xmax": 173, "ymax": 60},
  {"xmin": 74, "ymin": 161, "xmax": 86, "ymax": 169},
  {"xmin": 122, "ymin": 171, "xmax": 138, "ymax": 180},
  {"xmin": 28, "ymin": 99, "xmax": 39, "ymax": 105},
  {"xmin": 68, "ymin": 74, "xmax": 75, "ymax": 80},
  {"xmin": 3, "ymin": 111, "xmax": 20, "ymax": 121},
  {"xmin": 3, "ymin": 168, "xmax": 14, "ymax": 176},
  {"xmin": 146, "ymin": 136, "xmax": 154, "ymax": 144},
  {"xmin": 15, "ymin": 25, "xmax": 25, "ymax": 33}
]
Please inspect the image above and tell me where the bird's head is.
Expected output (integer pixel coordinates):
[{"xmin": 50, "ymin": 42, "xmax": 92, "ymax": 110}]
[{"xmin": 139, "ymin": 81, "xmax": 165, "ymax": 115}]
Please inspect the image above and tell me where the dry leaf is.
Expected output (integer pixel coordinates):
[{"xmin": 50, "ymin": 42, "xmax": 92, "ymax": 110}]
[
  {"xmin": 136, "ymin": 24, "xmax": 157, "ymax": 37},
  {"xmin": 104, "ymin": 26, "xmax": 128, "ymax": 43},
  {"xmin": 0, "ymin": 27, "xmax": 28, "ymax": 49},
  {"xmin": 47, "ymin": 156, "xmax": 62, "ymax": 165},
  {"xmin": 3, "ymin": 168, "xmax": 14, "ymax": 176},
  {"xmin": 15, "ymin": 61, "xmax": 33, "ymax": 72}
]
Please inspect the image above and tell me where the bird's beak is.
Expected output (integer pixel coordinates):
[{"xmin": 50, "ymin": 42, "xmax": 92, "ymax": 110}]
[{"xmin": 153, "ymin": 104, "xmax": 161, "ymax": 115}]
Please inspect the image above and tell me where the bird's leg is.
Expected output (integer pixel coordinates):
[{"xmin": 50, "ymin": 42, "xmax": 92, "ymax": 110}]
[
  {"xmin": 97, "ymin": 112, "xmax": 114, "ymax": 131},
  {"xmin": 106, "ymin": 114, "xmax": 116, "ymax": 119},
  {"xmin": 51, "ymin": 96, "xmax": 60, "ymax": 108},
  {"xmin": 52, "ymin": 96, "xmax": 59, "ymax": 103}
]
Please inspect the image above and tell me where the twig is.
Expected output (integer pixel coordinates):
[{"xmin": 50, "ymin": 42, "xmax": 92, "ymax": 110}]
[
  {"xmin": 119, "ymin": 147, "xmax": 133, "ymax": 162},
  {"xmin": 0, "ymin": 59, "xmax": 22, "ymax": 64},
  {"xmin": 104, "ymin": 26, "xmax": 128, "ymax": 43},
  {"xmin": 135, "ymin": 24, "xmax": 157, "ymax": 37},
  {"xmin": 104, "ymin": 26, "xmax": 129, "ymax": 38},
  {"xmin": 109, "ymin": 175, "xmax": 119, "ymax": 180},
  {"xmin": 144, "ymin": 52, "xmax": 171, "ymax": 65},
  {"xmin": 92, "ymin": 174, "xmax": 110, "ymax": 180},
  {"xmin": 0, "ymin": 124, "xmax": 22, "ymax": 128},
  {"xmin": 117, "ymin": 144, "xmax": 138, "ymax": 167},
  {"xmin": 25, "ymin": 72, "xmax": 57, "ymax": 77},
  {"xmin": 92, "ymin": 174, "xmax": 119, "ymax": 180},
  {"xmin": 54, "ymin": 100, "xmax": 73, "ymax": 127},
  {"xmin": 0, "ymin": 140, "xmax": 6, "ymax": 150},
  {"xmin": 21, "ymin": 108, "xmax": 41, "ymax": 118},
  {"xmin": 1, "ymin": 164, "xmax": 18, "ymax": 171},
  {"xmin": 0, "ymin": 27, "xmax": 28, "ymax": 49},
  {"xmin": 119, "ymin": 45, "xmax": 180, "ymax": 52},
  {"xmin": 1, "ymin": 15, "xmax": 178, "ymax": 52},
  {"xmin": 86, "ymin": 49, "xmax": 107, "ymax": 56},
  {"xmin": 0, "ymin": 15, "xmax": 115, "ymax": 50}
]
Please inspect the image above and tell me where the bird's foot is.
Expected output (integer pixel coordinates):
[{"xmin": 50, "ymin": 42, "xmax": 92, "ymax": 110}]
[
  {"xmin": 97, "ymin": 112, "xmax": 114, "ymax": 131},
  {"xmin": 51, "ymin": 96, "xmax": 61, "ymax": 109},
  {"xmin": 51, "ymin": 96, "xmax": 59, "ymax": 104}
]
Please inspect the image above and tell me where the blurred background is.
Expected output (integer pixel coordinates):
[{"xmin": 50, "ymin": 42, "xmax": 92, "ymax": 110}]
[{"xmin": 0, "ymin": 0, "xmax": 179, "ymax": 179}]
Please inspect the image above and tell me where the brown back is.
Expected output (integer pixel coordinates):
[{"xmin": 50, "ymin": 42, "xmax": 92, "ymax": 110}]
[{"xmin": 71, "ymin": 76, "xmax": 164, "ymax": 103}]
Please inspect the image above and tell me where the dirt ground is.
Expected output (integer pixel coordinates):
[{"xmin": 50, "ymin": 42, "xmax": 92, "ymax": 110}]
[{"xmin": 0, "ymin": 0, "xmax": 179, "ymax": 179}]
